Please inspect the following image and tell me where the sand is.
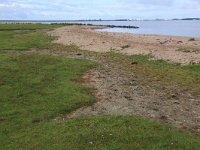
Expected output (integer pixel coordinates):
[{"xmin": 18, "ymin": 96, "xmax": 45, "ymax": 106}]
[{"xmin": 50, "ymin": 25, "xmax": 200, "ymax": 64}]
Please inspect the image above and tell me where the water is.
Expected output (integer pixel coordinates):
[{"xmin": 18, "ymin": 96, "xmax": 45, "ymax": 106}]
[
  {"xmin": 72, "ymin": 20, "xmax": 200, "ymax": 38},
  {"xmin": 1, "ymin": 20, "xmax": 200, "ymax": 37}
]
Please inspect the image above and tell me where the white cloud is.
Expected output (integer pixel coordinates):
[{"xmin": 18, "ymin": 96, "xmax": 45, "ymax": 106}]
[{"xmin": 0, "ymin": 0, "xmax": 199, "ymax": 20}]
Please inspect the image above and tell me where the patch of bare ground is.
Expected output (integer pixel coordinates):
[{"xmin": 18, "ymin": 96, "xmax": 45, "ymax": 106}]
[
  {"xmin": 3, "ymin": 48, "xmax": 200, "ymax": 132},
  {"xmin": 2, "ymin": 47, "xmax": 199, "ymax": 132},
  {"xmin": 50, "ymin": 25, "xmax": 200, "ymax": 64},
  {"xmin": 63, "ymin": 52, "xmax": 200, "ymax": 133}
]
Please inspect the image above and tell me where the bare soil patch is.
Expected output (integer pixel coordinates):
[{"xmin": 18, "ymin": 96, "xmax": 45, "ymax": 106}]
[
  {"xmin": 64, "ymin": 52, "xmax": 200, "ymax": 133},
  {"xmin": 3, "ymin": 45, "xmax": 200, "ymax": 132}
]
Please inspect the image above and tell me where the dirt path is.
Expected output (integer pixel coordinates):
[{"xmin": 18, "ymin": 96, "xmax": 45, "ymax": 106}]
[
  {"xmin": 50, "ymin": 25, "xmax": 200, "ymax": 64},
  {"xmin": 2, "ymin": 47, "xmax": 199, "ymax": 132},
  {"xmin": 63, "ymin": 52, "xmax": 200, "ymax": 132}
]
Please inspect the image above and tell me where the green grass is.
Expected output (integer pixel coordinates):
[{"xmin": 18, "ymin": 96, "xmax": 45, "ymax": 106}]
[
  {"xmin": 2, "ymin": 116, "xmax": 200, "ymax": 149},
  {"xmin": 0, "ymin": 53, "xmax": 199, "ymax": 150},
  {"xmin": 121, "ymin": 45, "xmax": 130, "ymax": 50},
  {"xmin": 131, "ymin": 55, "xmax": 200, "ymax": 92},
  {"xmin": 0, "ymin": 30, "xmax": 57, "ymax": 50},
  {"xmin": 176, "ymin": 48, "xmax": 200, "ymax": 54},
  {"xmin": 104, "ymin": 52, "xmax": 200, "ymax": 94},
  {"xmin": 0, "ymin": 54, "xmax": 97, "ymax": 149},
  {"xmin": 188, "ymin": 38, "xmax": 196, "ymax": 41},
  {"xmin": 0, "ymin": 24, "xmax": 63, "ymax": 50},
  {"xmin": 1, "ymin": 24, "xmax": 200, "ymax": 149},
  {"xmin": 0, "ymin": 24, "xmax": 63, "ymax": 30}
]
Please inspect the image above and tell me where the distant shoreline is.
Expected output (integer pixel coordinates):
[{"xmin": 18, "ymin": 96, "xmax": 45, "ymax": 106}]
[
  {"xmin": 0, "ymin": 18, "xmax": 200, "ymax": 22},
  {"xmin": 1, "ymin": 20, "xmax": 200, "ymax": 37}
]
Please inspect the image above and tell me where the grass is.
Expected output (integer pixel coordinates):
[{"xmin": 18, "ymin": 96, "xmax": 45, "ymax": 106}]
[
  {"xmin": 0, "ymin": 24, "xmax": 63, "ymax": 30},
  {"xmin": 132, "ymin": 55, "xmax": 200, "ymax": 91},
  {"xmin": 0, "ymin": 54, "xmax": 97, "ymax": 149},
  {"xmin": 121, "ymin": 45, "xmax": 130, "ymax": 50},
  {"xmin": 105, "ymin": 52, "xmax": 200, "ymax": 95},
  {"xmin": 0, "ymin": 24, "xmax": 63, "ymax": 50},
  {"xmin": 1, "ymin": 24, "xmax": 200, "ymax": 149},
  {"xmin": 2, "ymin": 116, "xmax": 200, "ymax": 149},
  {"xmin": 188, "ymin": 38, "xmax": 196, "ymax": 41},
  {"xmin": 1, "ymin": 54, "xmax": 200, "ymax": 150},
  {"xmin": 0, "ymin": 30, "xmax": 56, "ymax": 50},
  {"xmin": 176, "ymin": 48, "xmax": 200, "ymax": 54}
]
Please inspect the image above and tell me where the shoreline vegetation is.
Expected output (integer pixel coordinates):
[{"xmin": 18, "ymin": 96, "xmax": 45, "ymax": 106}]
[
  {"xmin": 0, "ymin": 24, "xmax": 200, "ymax": 149},
  {"xmin": 0, "ymin": 22, "xmax": 140, "ymax": 29},
  {"xmin": 51, "ymin": 23, "xmax": 140, "ymax": 29}
]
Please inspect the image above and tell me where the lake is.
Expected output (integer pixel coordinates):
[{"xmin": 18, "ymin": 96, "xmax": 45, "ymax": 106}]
[{"xmin": 71, "ymin": 20, "xmax": 200, "ymax": 38}]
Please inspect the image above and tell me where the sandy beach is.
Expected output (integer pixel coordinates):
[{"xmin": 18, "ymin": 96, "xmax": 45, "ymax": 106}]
[
  {"xmin": 50, "ymin": 25, "xmax": 200, "ymax": 64},
  {"xmin": 48, "ymin": 25, "xmax": 200, "ymax": 131}
]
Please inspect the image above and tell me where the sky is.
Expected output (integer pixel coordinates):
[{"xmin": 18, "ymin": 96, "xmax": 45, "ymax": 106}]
[{"xmin": 0, "ymin": 0, "xmax": 200, "ymax": 20}]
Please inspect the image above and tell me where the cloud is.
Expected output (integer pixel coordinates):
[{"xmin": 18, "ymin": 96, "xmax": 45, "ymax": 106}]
[{"xmin": 0, "ymin": 0, "xmax": 199, "ymax": 20}]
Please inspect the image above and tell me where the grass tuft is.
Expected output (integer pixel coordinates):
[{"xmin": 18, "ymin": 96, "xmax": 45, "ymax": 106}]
[
  {"xmin": 188, "ymin": 38, "xmax": 196, "ymax": 41},
  {"xmin": 121, "ymin": 45, "xmax": 130, "ymax": 49},
  {"xmin": 176, "ymin": 48, "xmax": 200, "ymax": 54}
]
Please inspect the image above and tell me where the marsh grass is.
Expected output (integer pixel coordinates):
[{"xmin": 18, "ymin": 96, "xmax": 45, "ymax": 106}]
[
  {"xmin": 0, "ymin": 24, "xmax": 63, "ymax": 30},
  {"xmin": 0, "ymin": 30, "xmax": 57, "ymax": 50},
  {"xmin": 132, "ymin": 55, "xmax": 200, "ymax": 93},
  {"xmin": 121, "ymin": 44, "xmax": 130, "ymax": 49},
  {"xmin": 0, "ymin": 24, "xmax": 64, "ymax": 50},
  {"xmin": 188, "ymin": 38, "xmax": 196, "ymax": 41},
  {"xmin": 1, "ymin": 53, "xmax": 200, "ymax": 149},
  {"xmin": 0, "ymin": 54, "xmax": 97, "ymax": 149},
  {"xmin": 1, "ymin": 24, "xmax": 200, "ymax": 149},
  {"xmin": 105, "ymin": 52, "xmax": 200, "ymax": 95},
  {"xmin": 2, "ymin": 116, "xmax": 200, "ymax": 149},
  {"xmin": 176, "ymin": 48, "xmax": 200, "ymax": 54}
]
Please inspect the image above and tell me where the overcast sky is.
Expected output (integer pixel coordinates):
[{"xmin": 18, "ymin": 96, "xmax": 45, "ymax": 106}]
[{"xmin": 0, "ymin": 0, "xmax": 200, "ymax": 20}]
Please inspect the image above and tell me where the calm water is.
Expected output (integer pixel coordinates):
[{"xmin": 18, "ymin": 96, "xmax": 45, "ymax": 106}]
[
  {"xmin": 72, "ymin": 20, "xmax": 200, "ymax": 38},
  {"xmin": 1, "ymin": 20, "xmax": 200, "ymax": 37}
]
